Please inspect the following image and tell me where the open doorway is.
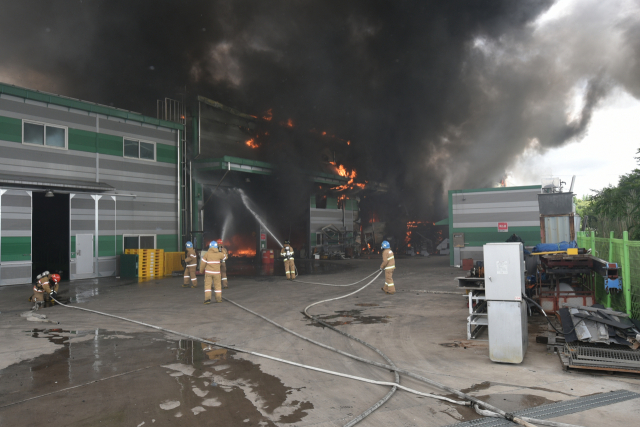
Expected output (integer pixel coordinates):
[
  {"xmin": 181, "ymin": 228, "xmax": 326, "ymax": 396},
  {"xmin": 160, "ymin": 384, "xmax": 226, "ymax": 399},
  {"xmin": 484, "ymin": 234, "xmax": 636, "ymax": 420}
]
[{"xmin": 32, "ymin": 192, "xmax": 70, "ymax": 281}]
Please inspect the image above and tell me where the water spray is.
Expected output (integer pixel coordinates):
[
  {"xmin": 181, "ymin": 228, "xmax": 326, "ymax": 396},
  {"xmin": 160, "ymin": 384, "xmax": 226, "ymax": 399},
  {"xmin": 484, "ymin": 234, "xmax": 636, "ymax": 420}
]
[
  {"xmin": 221, "ymin": 215, "xmax": 232, "ymax": 241},
  {"xmin": 237, "ymin": 189, "xmax": 283, "ymax": 248}
]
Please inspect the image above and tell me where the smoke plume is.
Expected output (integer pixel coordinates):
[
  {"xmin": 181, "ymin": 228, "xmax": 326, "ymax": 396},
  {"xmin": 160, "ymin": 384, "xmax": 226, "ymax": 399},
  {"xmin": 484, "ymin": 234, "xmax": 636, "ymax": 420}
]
[{"xmin": 1, "ymin": 0, "xmax": 639, "ymax": 221}]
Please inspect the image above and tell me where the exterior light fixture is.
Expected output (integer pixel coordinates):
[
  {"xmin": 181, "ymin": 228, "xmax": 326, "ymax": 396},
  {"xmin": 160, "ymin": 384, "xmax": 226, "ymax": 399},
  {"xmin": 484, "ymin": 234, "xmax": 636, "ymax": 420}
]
[{"xmin": 44, "ymin": 190, "xmax": 54, "ymax": 198}]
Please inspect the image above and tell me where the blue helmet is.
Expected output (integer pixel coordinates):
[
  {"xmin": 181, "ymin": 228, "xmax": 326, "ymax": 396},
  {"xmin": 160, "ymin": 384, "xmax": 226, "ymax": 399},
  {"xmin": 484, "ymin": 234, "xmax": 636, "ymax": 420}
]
[
  {"xmin": 209, "ymin": 240, "xmax": 218, "ymax": 249},
  {"xmin": 186, "ymin": 241, "xmax": 193, "ymax": 248},
  {"xmin": 381, "ymin": 240, "xmax": 390, "ymax": 249}
]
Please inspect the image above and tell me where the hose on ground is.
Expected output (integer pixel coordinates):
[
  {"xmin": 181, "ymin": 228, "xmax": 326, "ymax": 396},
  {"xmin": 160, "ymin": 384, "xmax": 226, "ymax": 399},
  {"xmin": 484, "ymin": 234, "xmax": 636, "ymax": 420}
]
[
  {"xmin": 522, "ymin": 294, "xmax": 585, "ymax": 335},
  {"xmin": 292, "ymin": 269, "xmax": 380, "ymax": 287},
  {"xmin": 473, "ymin": 404, "xmax": 584, "ymax": 427},
  {"xmin": 49, "ymin": 296, "xmax": 467, "ymax": 404},
  {"xmin": 292, "ymin": 271, "xmax": 542, "ymax": 427}
]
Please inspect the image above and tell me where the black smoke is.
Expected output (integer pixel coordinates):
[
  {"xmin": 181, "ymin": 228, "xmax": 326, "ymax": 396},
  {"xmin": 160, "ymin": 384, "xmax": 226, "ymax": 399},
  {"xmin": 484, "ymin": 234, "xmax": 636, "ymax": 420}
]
[{"xmin": 2, "ymin": 0, "xmax": 639, "ymax": 223}]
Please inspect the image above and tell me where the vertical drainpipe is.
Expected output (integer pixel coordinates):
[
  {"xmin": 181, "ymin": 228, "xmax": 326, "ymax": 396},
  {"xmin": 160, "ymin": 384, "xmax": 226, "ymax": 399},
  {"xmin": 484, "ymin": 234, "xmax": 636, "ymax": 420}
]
[
  {"xmin": 177, "ymin": 128, "xmax": 182, "ymax": 249},
  {"xmin": 96, "ymin": 116, "xmax": 100, "ymax": 183}
]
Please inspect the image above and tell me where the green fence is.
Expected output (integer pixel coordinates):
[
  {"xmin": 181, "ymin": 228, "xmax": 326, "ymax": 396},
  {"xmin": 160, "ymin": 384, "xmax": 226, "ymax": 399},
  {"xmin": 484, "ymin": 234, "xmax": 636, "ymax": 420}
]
[{"xmin": 577, "ymin": 231, "xmax": 640, "ymax": 319}]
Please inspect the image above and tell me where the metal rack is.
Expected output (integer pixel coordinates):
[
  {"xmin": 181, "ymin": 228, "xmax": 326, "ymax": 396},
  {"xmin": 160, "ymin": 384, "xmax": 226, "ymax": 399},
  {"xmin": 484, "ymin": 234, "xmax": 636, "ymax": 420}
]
[{"xmin": 466, "ymin": 289, "xmax": 487, "ymax": 340}]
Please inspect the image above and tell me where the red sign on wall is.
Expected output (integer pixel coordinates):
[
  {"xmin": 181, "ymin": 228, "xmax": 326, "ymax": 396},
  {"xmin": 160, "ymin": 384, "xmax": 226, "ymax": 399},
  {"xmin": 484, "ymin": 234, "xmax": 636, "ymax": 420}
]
[
  {"xmin": 498, "ymin": 222, "xmax": 508, "ymax": 232},
  {"xmin": 260, "ymin": 233, "xmax": 266, "ymax": 240}
]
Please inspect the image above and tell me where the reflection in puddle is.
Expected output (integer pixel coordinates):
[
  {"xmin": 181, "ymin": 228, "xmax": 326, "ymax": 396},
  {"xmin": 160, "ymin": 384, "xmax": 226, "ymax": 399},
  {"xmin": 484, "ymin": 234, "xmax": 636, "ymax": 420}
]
[{"xmin": 0, "ymin": 330, "xmax": 313, "ymax": 426}]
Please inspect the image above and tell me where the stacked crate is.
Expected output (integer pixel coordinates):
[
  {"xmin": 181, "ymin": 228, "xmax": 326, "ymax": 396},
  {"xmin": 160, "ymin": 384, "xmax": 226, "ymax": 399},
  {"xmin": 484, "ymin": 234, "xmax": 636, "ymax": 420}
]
[
  {"xmin": 124, "ymin": 249, "xmax": 165, "ymax": 278},
  {"xmin": 164, "ymin": 251, "xmax": 186, "ymax": 276}
]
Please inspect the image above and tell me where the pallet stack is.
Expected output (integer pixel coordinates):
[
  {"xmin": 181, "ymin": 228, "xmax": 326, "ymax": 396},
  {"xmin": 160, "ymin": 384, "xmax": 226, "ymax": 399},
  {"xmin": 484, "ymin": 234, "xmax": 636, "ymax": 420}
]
[{"xmin": 124, "ymin": 249, "xmax": 165, "ymax": 278}]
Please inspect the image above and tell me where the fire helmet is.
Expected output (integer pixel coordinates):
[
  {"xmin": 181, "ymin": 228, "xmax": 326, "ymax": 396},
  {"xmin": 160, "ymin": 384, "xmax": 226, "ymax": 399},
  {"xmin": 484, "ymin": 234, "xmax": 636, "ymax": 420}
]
[
  {"xmin": 210, "ymin": 240, "xmax": 218, "ymax": 249},
  {"xmin": 284, "ymin": 240, "xmax": 291, "ymax": 245},
  {"xmin": 185, "ymin": 241, "xmax": 193, "ymax": 248},
  {"xmin": 381, "ymin": 241, "xmax": 390, "ymax": 249},
  {"xmin": 216, "ymin": 239, "xmax": 223, "ymax": 246},
  {"xmin": 51, "ymin": 274, "xmax": 61, "ymax": 283}
]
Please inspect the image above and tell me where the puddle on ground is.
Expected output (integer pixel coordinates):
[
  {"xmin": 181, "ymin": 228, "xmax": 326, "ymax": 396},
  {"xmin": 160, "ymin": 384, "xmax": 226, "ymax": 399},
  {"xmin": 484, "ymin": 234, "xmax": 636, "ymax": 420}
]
[
  {"xmin": 442, "ymin": 381, "xmax": 559, "ymax": 422},
  {"xmin": 354, "ymin": 303, "xmax": 379, "ymax": 307},
  {"xmin": 307, "ymin": 309, "xmax": 391, "ymax": 327},
  {"xmin": 0, "ymin": 329, "xmax": 313, "ymax": 426},
  {"xmin": 439, "ymin": 340, "xmax": 485, "ymax": 349}
]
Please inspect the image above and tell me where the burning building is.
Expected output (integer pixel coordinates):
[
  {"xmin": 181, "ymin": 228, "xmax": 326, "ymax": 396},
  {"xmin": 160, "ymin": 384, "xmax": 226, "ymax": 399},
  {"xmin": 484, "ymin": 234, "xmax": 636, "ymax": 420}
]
[{"xmin": 168, "ymin": 95, "xmax": 372, "ymax": 259}]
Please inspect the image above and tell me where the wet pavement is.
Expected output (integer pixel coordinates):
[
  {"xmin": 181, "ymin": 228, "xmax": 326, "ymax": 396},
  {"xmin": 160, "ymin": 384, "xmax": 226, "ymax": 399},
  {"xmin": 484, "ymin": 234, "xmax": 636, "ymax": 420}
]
[{"xmin": 1, "ymin": 256, "xmax": 640, "ymax": 426}]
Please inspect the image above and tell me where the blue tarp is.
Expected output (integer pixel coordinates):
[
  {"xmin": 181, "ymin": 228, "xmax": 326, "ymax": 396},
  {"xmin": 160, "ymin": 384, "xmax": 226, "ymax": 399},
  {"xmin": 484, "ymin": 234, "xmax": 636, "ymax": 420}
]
[{"xmin": 532, "ymin": 241, "xmax": 577, "ymax": 253}]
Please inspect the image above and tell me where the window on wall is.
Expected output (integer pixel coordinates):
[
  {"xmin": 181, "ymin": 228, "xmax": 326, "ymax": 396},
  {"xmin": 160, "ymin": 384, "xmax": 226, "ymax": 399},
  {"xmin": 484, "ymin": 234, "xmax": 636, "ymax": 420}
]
[
  {"xmin": 124, "ymin": 139, "xmax": 155, "ymax": 161},
  {"xmin": 123, "ymin": 235, "xmax": 156, "ymax": 250},
  {"xmin": 23, "ymin": 121, "xmax": 67, "ymax": 149}
]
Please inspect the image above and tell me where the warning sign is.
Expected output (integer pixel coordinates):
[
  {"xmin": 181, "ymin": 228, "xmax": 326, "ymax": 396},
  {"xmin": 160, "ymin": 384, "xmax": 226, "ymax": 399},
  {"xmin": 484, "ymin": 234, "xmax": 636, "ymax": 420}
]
[
  {"xmin": 497, "ymin": 222, "xmax": 508, "ymax": 232},
  {"xmin": 260, "ymin": 233, "xmax": 266, "ymax": 240}
]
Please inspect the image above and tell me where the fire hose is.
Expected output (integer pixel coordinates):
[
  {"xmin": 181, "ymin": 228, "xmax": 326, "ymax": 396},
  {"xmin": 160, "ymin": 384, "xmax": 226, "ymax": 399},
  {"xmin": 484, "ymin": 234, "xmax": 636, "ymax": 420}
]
[{"xmin": 46, "ymin": 269, "xmax": 582, "ymax": 427}]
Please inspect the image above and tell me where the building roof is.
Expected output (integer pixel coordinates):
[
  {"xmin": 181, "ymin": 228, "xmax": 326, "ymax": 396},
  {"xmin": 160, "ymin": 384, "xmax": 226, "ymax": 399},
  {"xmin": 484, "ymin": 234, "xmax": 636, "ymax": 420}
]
[{"xmin": 0, "ymin": 82, "xmax": 183, "ymax": 131}]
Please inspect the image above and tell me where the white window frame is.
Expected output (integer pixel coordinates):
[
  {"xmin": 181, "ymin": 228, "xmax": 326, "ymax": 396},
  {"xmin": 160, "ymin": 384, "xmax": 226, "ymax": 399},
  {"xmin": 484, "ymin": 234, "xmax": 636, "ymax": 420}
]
[
  {"xmin": 123, "ymin": 138, "xmax": 156, "ymax": 162},
  {"xmin": 122, "ymin": 234, "xmax": 157, "ymax": 252},
  {"xmin": 22, "ymin": 119, "xmax": 68, "ymax": 150}
]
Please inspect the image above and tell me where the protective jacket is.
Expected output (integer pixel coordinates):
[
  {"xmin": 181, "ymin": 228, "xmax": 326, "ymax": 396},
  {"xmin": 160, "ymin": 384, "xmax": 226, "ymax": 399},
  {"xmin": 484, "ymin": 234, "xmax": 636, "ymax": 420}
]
[
  {"xmin": 200, "ymin": 247, "xmax": 225, "ymax": 274},
  {"xmin": 380, "ymin": 248, "xmax": 395, "ymax": 270},
  {"xmin": 200, "ymin": 247, "xmax": 225, "ymax": 303},
  {"xmin": 281, "ymin": 244, "xmax": 296, "ymax": 279},
  {"xmin": 185, "ymin": 248, "xmax": 198, "ymax": 267},
  {"xmin": 380, "ymin": 248, "xmax": 396, "ymax": 294},
  {"xmin": 281, "ymin": 244, "xmax": 295, "ymax": 260}
]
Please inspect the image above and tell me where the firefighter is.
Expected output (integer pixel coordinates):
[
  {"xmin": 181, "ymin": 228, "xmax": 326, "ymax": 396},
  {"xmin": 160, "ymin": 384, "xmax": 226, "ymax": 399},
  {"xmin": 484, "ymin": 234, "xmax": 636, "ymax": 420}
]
[
  {"xmin": 217, "ymin": 239, "xmax": 229, "ymax": 288},
  {"xmin": 281, "ymin": 240, "xmax": 296, "ymax": 280},
  {"xmin": 380, "ymin": 240, "xmax": 396, "ymax": 294},
  {"xmin": 183, "ymin": 241, "xmax": 198, "ymax": 288},
  {"xmin": 199, "ymin": 240, "xmax": 225, "ymax": 304},
  {"xmin": 28, "ymin": 275, "xmax": 46, "ymax": 307},
  {"xmin": 43, "ymin": 273, "xmax": 61, "ymax": 300}
]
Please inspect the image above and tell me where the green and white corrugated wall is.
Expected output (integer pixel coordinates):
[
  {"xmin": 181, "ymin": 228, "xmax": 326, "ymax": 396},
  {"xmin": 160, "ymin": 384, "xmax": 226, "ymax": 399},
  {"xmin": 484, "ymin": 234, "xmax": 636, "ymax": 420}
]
[{"xmin": 448, "ymin": 185, "xmax": 542, "ymax": 266}]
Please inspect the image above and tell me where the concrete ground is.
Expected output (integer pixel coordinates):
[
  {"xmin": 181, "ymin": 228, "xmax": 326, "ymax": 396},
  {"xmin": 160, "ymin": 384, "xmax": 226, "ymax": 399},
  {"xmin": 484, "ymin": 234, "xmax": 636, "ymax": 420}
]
[{"xmin": 1, "ymin": 255, "xmax": 639, "ymax": 426}]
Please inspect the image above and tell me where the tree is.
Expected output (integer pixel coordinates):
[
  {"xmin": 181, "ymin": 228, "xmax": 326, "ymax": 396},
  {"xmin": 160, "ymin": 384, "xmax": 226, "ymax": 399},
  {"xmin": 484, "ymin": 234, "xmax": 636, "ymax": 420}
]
[{"xmin": 584, "ymin": 148, "xmax": 640, "ymax": 239}]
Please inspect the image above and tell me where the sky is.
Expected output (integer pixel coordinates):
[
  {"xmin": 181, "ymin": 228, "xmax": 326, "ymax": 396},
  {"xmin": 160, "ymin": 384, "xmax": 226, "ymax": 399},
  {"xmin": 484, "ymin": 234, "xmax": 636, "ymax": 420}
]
[{"xmin": 1, "ymin": 0, "xmax": 639, "ymax": 221}]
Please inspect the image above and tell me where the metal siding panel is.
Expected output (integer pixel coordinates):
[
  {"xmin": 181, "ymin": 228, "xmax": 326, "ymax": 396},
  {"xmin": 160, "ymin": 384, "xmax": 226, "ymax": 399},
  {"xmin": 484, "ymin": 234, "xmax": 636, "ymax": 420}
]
[
  {"xmin": 0, "ymin": 98, "xmax": 96, "ymax": 129},
  {"xmin": 1, "ymin": 193, "xmax": 32, "ymax": 208},
  {"xmin": 99, "ymin": 118, "xmax": 176, "ymax": 145},
  {"xmin": 157, "ymin": 234, "xmax": 178, "ymax": 252},
  {"xmin": 452, "ymin": 190, "xmax": 539, "ymax": 205},
  {"xmin": 71, "ymin": 220, "xmax": 95, "ymax": 232},
  {"xmin": 99, "ymin": 157, "xmax": 174, "ymax": 176},
  {"xmin": 453, "ymin": 211, "xmax": 540, "ymax": 224},
  {"xmin": 156, "ymin": 143, "xmax": 177, "ymax": 164},
  {"xmin": 98, "ymin": 235, "xmax": 116, "ymax": 256},
  {"xmin": 0, "ymin": 139, "xmax": 96, "ymax": 168},
  {"xmin": 1, "ymin": 219, "xmax": 31, "ymax": 232},
  {"xmin": 0, "ymin": 115, "xmax": 22, "ymax": 142},
  {"xmin": 1, "ymin": 236, "xmax": 31, "ymax": 261},
  {"xmin": 0, "ymin": 263, "xmax": 32, "ymax": 285},
  {"xmin": 97, "ymin": 133, "xmax": 123, "ymax": 156},
  {"xmin": 99, "ymin": 179, "xmax": 176, "ymax": 196},
  {"xmin": 68, "ymin": 128, "xmax": 97, "ymax": 152}
]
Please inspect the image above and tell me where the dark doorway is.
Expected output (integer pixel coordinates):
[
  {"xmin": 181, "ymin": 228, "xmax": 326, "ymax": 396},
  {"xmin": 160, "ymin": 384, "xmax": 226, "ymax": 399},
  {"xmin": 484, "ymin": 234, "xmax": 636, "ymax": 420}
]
[{"xmin": 32, "ymin": 192, "xmax": 70, "ymax": 281}]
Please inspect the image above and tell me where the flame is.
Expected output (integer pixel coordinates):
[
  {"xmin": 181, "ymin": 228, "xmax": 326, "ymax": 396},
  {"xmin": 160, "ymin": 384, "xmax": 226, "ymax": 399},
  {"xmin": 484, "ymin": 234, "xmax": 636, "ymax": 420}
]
[
  {"xmin": 347, "ymin": 140, "xmax": 351, "ymax": 145},
  {"xmin": 263, "ymin": 109, "xmax": 273, "ymax": 121},
  {"xmin": 321, "ymin": 131, "xmax": 327, "ymax": 136},
  {"xmin": 228, "ymin": 234, "xmax": 256, "ymax": 256},
  {"xmin": 287, "ymin": 119, "xmax": 294, "ymax": 127},
  {"xmin": 245, "ymin": 138, "xmax": 259, "ymax": 149}
]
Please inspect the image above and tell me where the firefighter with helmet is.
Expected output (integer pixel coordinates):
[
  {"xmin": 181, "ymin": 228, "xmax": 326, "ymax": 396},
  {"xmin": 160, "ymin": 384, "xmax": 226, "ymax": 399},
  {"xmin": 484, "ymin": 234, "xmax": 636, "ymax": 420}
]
[
  {"xmin": 199, "ymin": 240, "xmax": 225, "ymax": 303},
  {"xmin": 183, "ymin": 241, "xmax": 198, "ymax": 288},
  {"xmin": 380, "ymin": 241, "xmax": 396, "ymax": 294},
  {"xmin": 217, "ymin": 239, "xmax": 229, "ymax": 288},
  {"xmin": 281, "ymin": 240, "xmax": 296, "ymax": 280}
]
